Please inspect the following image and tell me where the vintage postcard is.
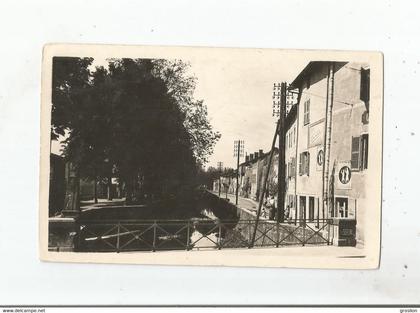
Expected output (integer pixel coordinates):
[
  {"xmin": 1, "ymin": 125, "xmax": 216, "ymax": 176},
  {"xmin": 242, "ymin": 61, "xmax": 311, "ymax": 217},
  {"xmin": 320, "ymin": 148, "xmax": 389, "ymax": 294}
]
[{"xmin": 40, "ymin": 44, "xmax": 383, "ymax": 268}]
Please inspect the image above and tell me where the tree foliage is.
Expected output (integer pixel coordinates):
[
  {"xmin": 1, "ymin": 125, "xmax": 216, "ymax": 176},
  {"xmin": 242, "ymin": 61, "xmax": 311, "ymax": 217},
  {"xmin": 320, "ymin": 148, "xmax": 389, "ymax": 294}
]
[{"xmin": 51, "ymin": 57, "xmax": 220, "ymax": 203}]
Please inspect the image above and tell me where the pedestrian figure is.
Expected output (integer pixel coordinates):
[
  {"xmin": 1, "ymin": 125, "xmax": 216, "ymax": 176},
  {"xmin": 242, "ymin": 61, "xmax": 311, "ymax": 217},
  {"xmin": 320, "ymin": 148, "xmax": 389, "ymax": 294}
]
[{"xmin": 285, "ymin": 204, "xmax": 290, "ymax": 221}]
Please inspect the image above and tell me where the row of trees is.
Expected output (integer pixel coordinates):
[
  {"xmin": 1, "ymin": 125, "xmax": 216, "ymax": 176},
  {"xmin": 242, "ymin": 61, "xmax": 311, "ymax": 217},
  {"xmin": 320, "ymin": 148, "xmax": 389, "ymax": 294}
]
[
  {"xmin": 52, "ymin": 57, "xmax": 220, "ymax": 204},
  {"xmin": 196, "ymin": 166, "xmax": 236, "ymax": 190}
]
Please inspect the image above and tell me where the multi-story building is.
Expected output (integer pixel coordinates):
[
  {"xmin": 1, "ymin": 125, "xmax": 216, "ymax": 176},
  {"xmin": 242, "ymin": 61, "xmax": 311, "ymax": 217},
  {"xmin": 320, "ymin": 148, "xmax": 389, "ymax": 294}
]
[
  {"xmin": 288, "ymin": 61, "xmax": 370, "ymax": 245},
  {"xmin": 237, "ymin": 149, "xmax": 279, "ymax": 203},
  {"xmin": 284, "ymin": 105, "xmax": 298, "ymax": 221}
]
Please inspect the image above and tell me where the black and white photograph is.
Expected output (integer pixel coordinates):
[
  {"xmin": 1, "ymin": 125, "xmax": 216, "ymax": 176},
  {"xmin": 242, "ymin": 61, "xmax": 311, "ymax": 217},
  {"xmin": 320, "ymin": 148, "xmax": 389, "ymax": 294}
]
[{"xmin": 40, "ymin": 44, "xmax": 383, "ymax": 268}]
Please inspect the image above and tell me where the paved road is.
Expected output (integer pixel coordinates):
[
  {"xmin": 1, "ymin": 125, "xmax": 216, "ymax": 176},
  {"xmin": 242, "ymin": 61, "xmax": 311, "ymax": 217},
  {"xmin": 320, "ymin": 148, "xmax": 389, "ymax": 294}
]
[
  {"xmin": 211, "ymin": 191, "xmax": 258, "ymax": 210},
  {"xmin": 210, "ymin": 191, "xmax": 270, "ymax": 216}
]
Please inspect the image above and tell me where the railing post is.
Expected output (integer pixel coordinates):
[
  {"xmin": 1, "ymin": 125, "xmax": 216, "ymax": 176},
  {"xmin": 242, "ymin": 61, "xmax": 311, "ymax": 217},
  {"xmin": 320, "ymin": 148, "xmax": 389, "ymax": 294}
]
[
  {"xmin": 327, "ymin": 220, "xmax": 331, "ymax": 245},
  {"xmin": 152, "ymin": 221, "xmax": 157, "ymax": 252},
  {"xmin": 248, "ymin": 220, "xmax": 252, "ymax": 248},
  {"xmin": 76, "ymin": 224, "xmax": 83, "ymax": 252},
  {"xmin": 186, "ymin": 221, "xmax": 191, "ymax": 251},
  {"xmin": 218, "ymin": 222, "xmax": 222, "ymax": 250},
  {"xmin": 116, "ymin": 222, "xmax": 120, "ymax": 253},
  {"xmin": 302, "ymin": 221, "xmax": 306, "ymax": 246},
  {"xmin": 276, "ymin": 222, "xmax": 280, "ymax": 248}
]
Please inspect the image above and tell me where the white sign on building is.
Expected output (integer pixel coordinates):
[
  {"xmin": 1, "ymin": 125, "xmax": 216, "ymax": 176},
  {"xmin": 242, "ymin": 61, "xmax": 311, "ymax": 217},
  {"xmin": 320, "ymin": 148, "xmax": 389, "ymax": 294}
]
[{"xmin": 336, "ymin": 161, "xmax": 352, "ymax": 190}]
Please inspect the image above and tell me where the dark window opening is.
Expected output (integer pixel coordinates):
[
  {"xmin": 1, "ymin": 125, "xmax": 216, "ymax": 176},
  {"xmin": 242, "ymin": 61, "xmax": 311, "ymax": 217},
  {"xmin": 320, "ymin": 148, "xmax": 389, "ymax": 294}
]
[
  {"xmin": 308, "ymin": 196, "xmax": 315, "ymax": 221},
  {"xmin": 360, "ymin": 134, "xmax": 368, "ymax": 170},
  {"xmin": 300, "ymin": 196, "xmax": 306, "ymax": 225},
  {"xmin": 360, "ymin": 68, "xmax": 370, "ymax": 104}
]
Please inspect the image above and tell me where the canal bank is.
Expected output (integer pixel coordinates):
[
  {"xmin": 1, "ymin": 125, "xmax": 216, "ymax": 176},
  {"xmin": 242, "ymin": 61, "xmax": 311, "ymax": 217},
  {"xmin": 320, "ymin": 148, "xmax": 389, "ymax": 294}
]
[{"xmin": 49, "ymin": 190, "xmax": 239, "ymax": 252}]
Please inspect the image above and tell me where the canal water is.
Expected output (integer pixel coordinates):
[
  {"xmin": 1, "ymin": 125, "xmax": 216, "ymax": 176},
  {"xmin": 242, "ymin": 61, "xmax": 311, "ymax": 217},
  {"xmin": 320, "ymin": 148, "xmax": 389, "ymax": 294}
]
[{"xmin": 74, "ymin": 190, "xmax": 243, "ymax": 252}]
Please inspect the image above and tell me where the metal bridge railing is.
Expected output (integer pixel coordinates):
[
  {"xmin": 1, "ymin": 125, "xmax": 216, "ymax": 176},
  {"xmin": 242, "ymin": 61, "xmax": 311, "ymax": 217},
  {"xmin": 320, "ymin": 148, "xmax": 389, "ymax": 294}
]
[{"xmin": 74, "ymin": 219, "xmax": 333, "ymax": 253}]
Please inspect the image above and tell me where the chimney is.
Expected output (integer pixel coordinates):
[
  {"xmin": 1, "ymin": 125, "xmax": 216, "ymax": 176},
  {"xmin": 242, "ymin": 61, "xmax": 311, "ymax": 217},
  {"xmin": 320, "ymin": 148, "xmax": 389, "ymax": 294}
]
[
  {"xmin": 250, "ymin": 154, "xmax": 254, "ymax": 161},
  {"xmin": 259, "ymin": 149, "xmax": 264, "ymax": 157},
  {"xmin": 246, "ymin": 155, "xmax": 250, "ymax": 162},
  {"xmin": 254, "ymin": 152, "xmax": 259, "ymax": 160}
]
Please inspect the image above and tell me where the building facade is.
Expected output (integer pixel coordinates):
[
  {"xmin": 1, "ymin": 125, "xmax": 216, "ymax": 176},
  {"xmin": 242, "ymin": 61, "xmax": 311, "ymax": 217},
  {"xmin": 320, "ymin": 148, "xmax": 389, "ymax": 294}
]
[
  {"xmin": 289, "ymin": 61, "xmax": 370, "ymax": 245},
  {"xmin": 284, "ymin": 104, "xmax": 298, "ymax": 222}
]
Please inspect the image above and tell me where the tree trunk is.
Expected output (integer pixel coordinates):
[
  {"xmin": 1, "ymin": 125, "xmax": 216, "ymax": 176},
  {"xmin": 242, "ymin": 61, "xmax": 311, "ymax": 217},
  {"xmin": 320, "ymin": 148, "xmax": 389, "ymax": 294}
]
[
  {"xmin": 107, "ymin": 175, "xmax": 113, "ymax": 200},
  {"xmin": 94, "ymin": 176, "xmax": 98, "ymax": 204}
]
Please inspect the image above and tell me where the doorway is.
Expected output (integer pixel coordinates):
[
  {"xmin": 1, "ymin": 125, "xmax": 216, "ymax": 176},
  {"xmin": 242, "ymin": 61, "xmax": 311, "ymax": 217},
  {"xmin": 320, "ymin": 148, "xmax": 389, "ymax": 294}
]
[
  {"xmin": 308, "ymin": 196, "xmax": 315, "ymax": 221},
  {"xmin": 299, "ymin": 196, "xmax": 306, "ymax": 225}
]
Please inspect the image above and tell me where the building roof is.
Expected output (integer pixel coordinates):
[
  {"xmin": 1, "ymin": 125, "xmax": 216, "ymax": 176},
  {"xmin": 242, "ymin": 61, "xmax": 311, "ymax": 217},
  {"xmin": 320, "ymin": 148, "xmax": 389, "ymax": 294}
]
[
  {"xmin": 288, "ymin": 61, "xmax": 348, "ymax": 90},
  {"xmin": 288, "ymin": 61, "xmax": 326, "ymax": 90},
  {"xmin": 239, "ymin": 148, "xmax": 279, "ymax": 167}
]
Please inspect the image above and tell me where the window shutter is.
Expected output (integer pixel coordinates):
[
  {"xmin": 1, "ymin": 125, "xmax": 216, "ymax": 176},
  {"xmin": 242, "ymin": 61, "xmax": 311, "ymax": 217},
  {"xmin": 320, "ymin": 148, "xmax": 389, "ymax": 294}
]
[
  {"xmin": 299, "ymin": 153, "xmax": 303, "ymax": 175},
  {"xmin": 307, "ymin": 100, "xmax": 310, "ymax": 125},
  {"xmin": 290, "ymin": 159, "xmax": 293, "ymax": 177},
  {"xmin": 304, "ymin": 101, "xmax": 308, "ymax": 125},
  {"xmin": 307, "ymin": 152, "xmax": 310, "ymax": 176},
  {"xmin": 351, "ymin": 136, "xmax": 361, "ymax": 170}
]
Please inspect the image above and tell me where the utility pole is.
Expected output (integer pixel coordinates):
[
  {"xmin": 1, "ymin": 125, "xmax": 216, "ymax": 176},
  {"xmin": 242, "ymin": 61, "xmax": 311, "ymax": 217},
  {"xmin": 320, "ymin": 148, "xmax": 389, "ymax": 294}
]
[
  {"xmin": 322, "ymin": 63, "xmax": 335, "ymax": 218},
  {"xmin": 251, "ymin": 82, "xmax": 288, "ymax": 246},
  {"xmin": 273, "ymin": 82, "xmax": 286, "ymax": 222},
  {"xmin": 278, "ymin": 82, "xmax": 287, "ymax": 223},
  {"xmin": 234, "ymin": 140, "xmax": 244, "ymax": 205},
  {"xmin": 217, "ymin": 161, "xmax": 223, "ymax": 198}
]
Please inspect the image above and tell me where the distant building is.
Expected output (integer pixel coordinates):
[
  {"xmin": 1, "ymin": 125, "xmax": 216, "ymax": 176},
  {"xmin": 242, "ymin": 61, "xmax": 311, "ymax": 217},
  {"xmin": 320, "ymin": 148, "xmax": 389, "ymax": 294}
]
[
  {"xmin": 288, "ymin": 61, "xmax": 370, "ymax": 245},
  {"xmin": 238, "ymin": 149, "xmax": 279, "ymax": 202}
]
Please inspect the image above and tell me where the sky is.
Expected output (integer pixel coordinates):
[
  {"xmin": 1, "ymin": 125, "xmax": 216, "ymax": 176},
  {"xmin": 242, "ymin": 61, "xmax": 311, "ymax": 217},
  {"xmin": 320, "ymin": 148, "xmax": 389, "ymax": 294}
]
[
  {"xmin": 51, "ymin": 50, "xmax": 310, "ymax": 169},
  {"xmin": 187, "ymin": 52, "xmax": 307, "ymax": 169}
]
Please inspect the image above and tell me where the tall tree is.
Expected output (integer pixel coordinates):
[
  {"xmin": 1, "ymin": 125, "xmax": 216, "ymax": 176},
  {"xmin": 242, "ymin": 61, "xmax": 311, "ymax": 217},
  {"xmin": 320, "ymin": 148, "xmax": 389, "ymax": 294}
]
[
  {"xmin": 51, "ymin": 57, "xmax": 220, "ymax": 205},
  {"xmin": 152, "ymin": 60, "xmax": 221, "ymax": 164}
]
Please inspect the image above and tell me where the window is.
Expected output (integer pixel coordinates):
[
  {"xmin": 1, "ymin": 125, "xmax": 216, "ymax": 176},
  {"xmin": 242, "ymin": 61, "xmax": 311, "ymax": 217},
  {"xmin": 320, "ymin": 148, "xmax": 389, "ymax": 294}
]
[
  {"xmin": 308, "ymin": 197, "xmax": 315, "ymax": 221},
  {"xmin": 303, "ymin": 99, "xmax": 310, "ymax": 125},
  {"xmin": 335, "ymin": 197, "xmax": 349, "ymax": 218},
  {"xmin": 351, "ymin": 135, "xmax": 368, "ymax": 171},
  {"xmin": 299, "ymin": 152, "xmax": 310, "ymax": 176},
  {"xmin": 360, "ymin": 134, "xmax": 368, "ymax": 170},
  {"xmin": 287, "ymin": 195, "xmax": 294, "ymax": 211},
  {"xmin": 360, "ymin": 68, "xmax": 370, "ymax": 103},
  {"xmin": 287, "ymin": 158, "xmax": 296, "ymax": 178},
  {"xmin": 289, "ymin": 131, "xmax": 292, "ymax": 148},
  {"xmin": 299, "ymin": 196, "xmax": 306, "ymax": 224}
]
